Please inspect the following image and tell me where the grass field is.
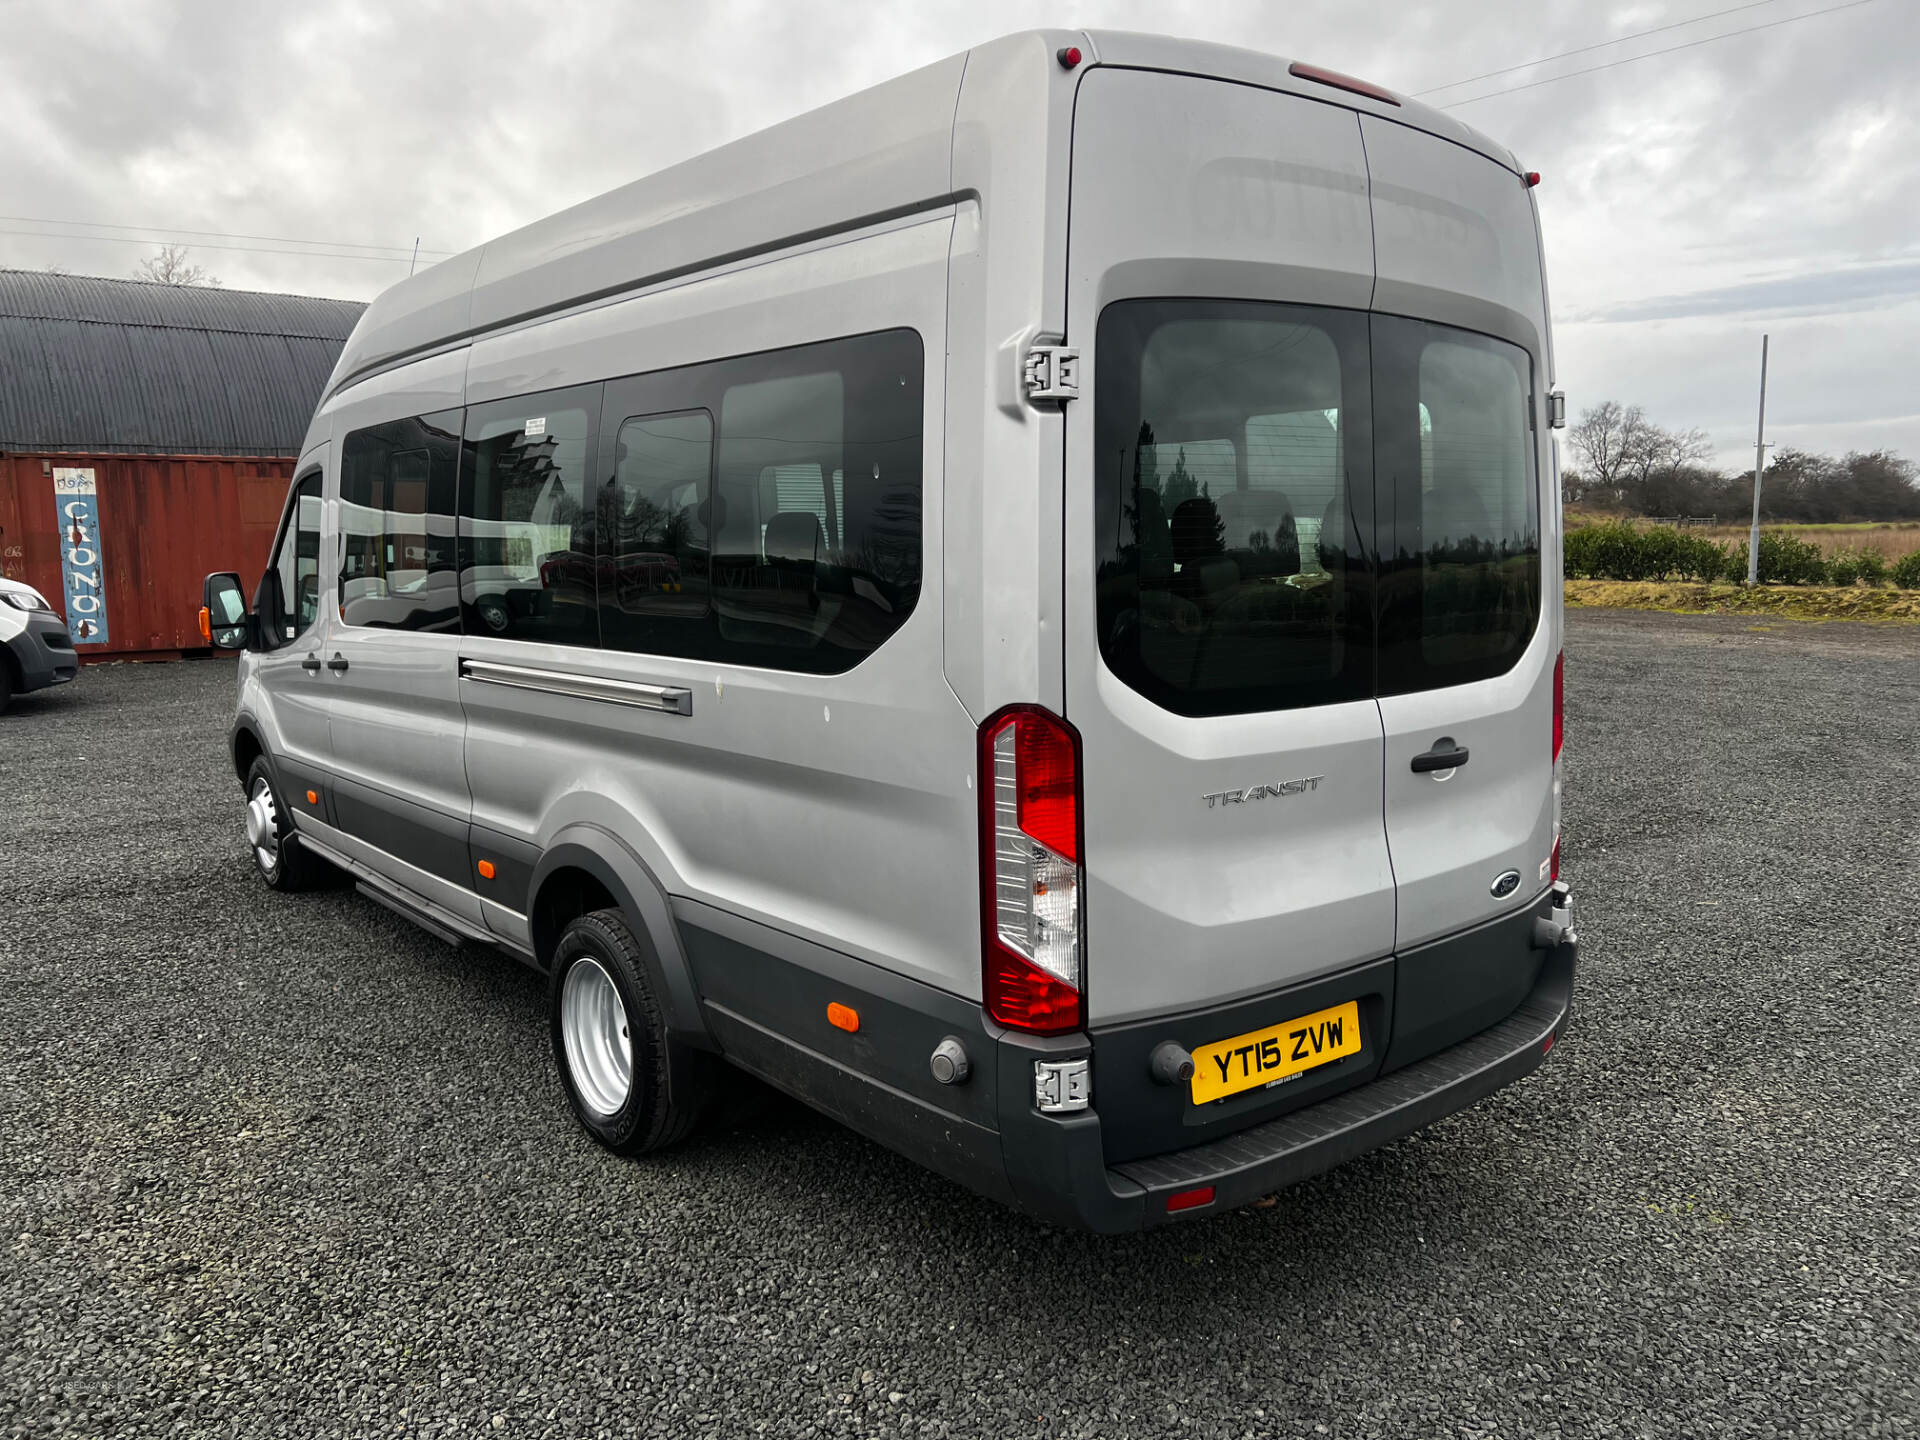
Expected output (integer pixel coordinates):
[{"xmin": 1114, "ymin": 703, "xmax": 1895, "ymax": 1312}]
[
  {"xmin": 1566, "ymin": 509, "xmax": 1920, "ymax": 562},
  {"xmin": 1565, "ymin": 578, "xmax": 1920, "ymax": 623}
]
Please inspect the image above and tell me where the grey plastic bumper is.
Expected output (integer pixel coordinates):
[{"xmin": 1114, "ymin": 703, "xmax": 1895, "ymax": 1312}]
[
  {"xmin": 5, "ymin": 610, "xmax": 79, "ymax": 693},
  {"xmin": 999, "ymin": 941, "xmax": 1577, "ymax": 1232}
]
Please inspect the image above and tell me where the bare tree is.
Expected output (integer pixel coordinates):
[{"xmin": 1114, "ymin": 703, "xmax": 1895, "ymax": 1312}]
[
  {"xmin": 1568, "ymin": 401, "xmax": 1648, "ymax": 504},
  {"xmin": 132, "ymin": 244, "xmax": 219, "ymax": 286}
]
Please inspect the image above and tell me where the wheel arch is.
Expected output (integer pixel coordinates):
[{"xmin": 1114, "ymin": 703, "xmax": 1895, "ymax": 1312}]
[
  {"xmin": 527, "ymin": 829, "xmax": 712, "ymax": 1051},
  {"xmin": 230, "ymin": 718, "xmax": 265, "ymax": 788}
]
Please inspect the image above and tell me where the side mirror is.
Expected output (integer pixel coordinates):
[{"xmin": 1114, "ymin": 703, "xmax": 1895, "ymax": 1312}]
[{"xmin": 202, "ymin": 571, "xmax": 249, "ymax": 650}]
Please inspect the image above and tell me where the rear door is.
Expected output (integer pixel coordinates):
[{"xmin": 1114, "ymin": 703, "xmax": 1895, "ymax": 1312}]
[
  {"xmin": 1063, "ymin": 67, "xmax": 1393, "ymax": 1025},
  {"xmin": 1363, "ymin": 117, "xmax": 1558, "ymax": 947}
]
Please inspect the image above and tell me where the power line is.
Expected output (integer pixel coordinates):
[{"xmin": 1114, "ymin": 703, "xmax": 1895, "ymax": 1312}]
[
  {"xmin": 1436, "ymin": 0, "xmax": 1880, "ymax": 108},
  {"xmin": 1411, "ymin": 0, "xmax": 1786, "ymax": 96},
  {"xmin": 0, "ymin": 214, "xmax": 454, "ymax": 258},
  {"xmin": 0, "ymin": 226, "xmax": 445, "ymax": 265}
]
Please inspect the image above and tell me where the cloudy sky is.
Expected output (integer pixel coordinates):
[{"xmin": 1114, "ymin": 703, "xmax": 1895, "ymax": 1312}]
[{"xmin": 2, "ymin": 0, "xmax": 1913, "ymax": 470}]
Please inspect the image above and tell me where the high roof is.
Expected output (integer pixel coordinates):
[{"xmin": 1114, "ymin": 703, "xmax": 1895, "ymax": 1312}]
[
  {"xmin": 0, "ymin": 269, "xmax": 365, "ymax": 457},
  {"xmin": 322, "ymin": 29, "xmax": 1519, "ymax": 405}
]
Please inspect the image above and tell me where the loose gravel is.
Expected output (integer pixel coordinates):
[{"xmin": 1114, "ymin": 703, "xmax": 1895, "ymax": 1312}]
[{"xmin": 1, "ymin": 611, "xmax": 1915, "ymax": 1439}]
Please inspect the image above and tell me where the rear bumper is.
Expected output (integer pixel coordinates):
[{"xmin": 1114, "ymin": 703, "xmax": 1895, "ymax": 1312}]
[
  {"xmin": 4, "ymin": 611, "xmax": 79, "ymax": 693},
  {"xmin": 679, "ymin": 892, "xmax": 1578, "ymax": 1234},
  {"xmin": 1001, "ymin": 940, "xmax": 1575, "ymax": 1231}
]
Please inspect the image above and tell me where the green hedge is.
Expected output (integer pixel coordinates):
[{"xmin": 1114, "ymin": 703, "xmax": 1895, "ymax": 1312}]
[{"xmin": 1564, "ymin": 522, "xmax": 1920, "ymax": 588}]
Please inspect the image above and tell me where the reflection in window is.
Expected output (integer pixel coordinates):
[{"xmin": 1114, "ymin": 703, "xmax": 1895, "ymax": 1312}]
[
  {"xmin": 269, "ymin": 478, "xmax": 324, "ymax": 644},
  {"xmin": 600, "ymin": 409, "xmax": 712, "ymax": 656},
  {"xmin": 1374, "ymin": 324, "xmax": 1539, "ymax": 687},
  {"xmin": 459, "ymin": 392, "xmax": 600, "ymax": 646},
  {"xmin": 339, "ymin": 412, "xmax": 460, "ymax": 632},
  {"xmin": 1094, "ymin": 302, "xmax": 1371, "ymax": 717},
  {"xmin": 705, "ymin": 331, "xmax": 924, "ymax": 669}
]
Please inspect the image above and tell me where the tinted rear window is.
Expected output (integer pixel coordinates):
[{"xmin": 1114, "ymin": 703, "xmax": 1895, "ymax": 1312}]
[
  {"xmin": 1094, "ymin": 300, "xmax": 1540, "ymax": 715},
  {"xmin": 1094, "ymin": 301, "xmax": 1374, "ymax": 717}
]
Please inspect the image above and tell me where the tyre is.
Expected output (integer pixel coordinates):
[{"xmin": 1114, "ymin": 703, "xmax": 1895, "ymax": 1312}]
[
  {"xmin": 242, "ymin": 755, "xmax": 332, "ymax": 892},
  {"xmin": 0, "ymin": 655, "xmax": 12, "ymax": 714},
  {"xmin": 549, "ymin": 908, "xmax": 707, "ymax": 1154}
]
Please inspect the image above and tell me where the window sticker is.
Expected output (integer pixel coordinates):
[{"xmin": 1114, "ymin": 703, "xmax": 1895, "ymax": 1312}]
[{"xmin": 524, "ymin": 416, "xmax": 547, "ymax": 437}]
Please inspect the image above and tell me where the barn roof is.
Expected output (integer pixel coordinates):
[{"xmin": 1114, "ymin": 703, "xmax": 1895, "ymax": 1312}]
[{"xmin": 0, "ymin": 269, "xmax": 365, "ymax": 457}]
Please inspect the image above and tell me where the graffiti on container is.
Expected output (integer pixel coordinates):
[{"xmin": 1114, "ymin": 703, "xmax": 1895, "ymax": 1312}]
[
  {"xmin": 1, "ymin": 542, "xmax": 21, "ymax": 580},
  {"xmin": 52, "ymin": 468, "xmax": 110, "ymax": 644}
]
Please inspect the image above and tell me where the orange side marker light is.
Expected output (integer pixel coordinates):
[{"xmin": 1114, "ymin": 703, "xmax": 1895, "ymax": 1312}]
[
  {"xmin": 827, "ymin": 1002, "xmax": 860, "ymax": 1033},
  {"xmin": 477, "ymin": 860, "xmax": 496, "ymax": 880},
  {"xmin": 198, "ymin": 606, "xmax": 211, "ymax": 642},
  {"xmin": 305, "ymin": 790, "xmax": 318, "ymax": 805}
]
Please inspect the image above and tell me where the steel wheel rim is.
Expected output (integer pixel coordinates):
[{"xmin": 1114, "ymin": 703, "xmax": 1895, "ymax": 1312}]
[
  {"xmin": 561, "ymin": 957, "xmax": 632, "ymax": 1118},
  {"xmin": 245, "ymin": 777, "xmax": 280, "ymax": 875}
]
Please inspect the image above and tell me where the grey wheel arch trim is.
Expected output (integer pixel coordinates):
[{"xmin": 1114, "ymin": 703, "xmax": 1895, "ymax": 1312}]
[{"xmin": 528, "ymin": 827, "xmax": 713, "ymax": 1053}]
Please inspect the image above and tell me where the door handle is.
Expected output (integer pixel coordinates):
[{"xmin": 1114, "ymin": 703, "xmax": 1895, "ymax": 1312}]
[
  {"xmin": 326, "ymin": 654, "xmax": 349, "ymax": 673},
  {"xmin": 1411, "ymin": 740, "xmax": 1469, "ymax": 773},
  {"xmin": 301, "ymin": 654, "xmax": 322, "ymax": 673}
]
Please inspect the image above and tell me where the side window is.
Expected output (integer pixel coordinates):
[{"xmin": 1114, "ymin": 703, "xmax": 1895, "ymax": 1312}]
[
  {"xmin": 458, "ymin": 386, "xmax": 601, "ymax": 647},
  {"xmin": 265, "ymin": 474, "xmax": 323, "ymax": 646},
  {"xmin": 600, "ymin": 409, "xmax": 714, "ymax": 657},
  {"xmin": 708, "ymin": 330, "xmax": 924, "ymax": 671},
  {"xmin": 339, "ymin": 411, "xmax": 460, "ymax": 632}
]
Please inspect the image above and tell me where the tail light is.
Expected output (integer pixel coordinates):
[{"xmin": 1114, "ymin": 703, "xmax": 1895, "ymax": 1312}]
[
  {"xmin": 979, "ymin": 706, "xmax": 1084, "ymax": 1033},
  {"xmin": 1551, "ymin": 650, "xmax": 1565, "ymax": 881}
]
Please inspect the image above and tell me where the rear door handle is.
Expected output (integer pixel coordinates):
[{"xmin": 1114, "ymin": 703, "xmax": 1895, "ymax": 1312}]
[
  {"xmin": 1411, "ymin": 740, "xmax": 1469, "ymax": 773},
  {"xmin": 301, "ymin": 654, "xmax": 322, "ymax": 673},
  {"xmin": 326, "ymin": 654, "xmax": 349, "ymax": 673}
]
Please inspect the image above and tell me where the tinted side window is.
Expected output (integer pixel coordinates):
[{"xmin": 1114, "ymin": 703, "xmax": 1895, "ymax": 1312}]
[
  {"xmin": 709, "ymin": 331, "xmax": 923, "ymax": 671},
  {"xmin": 265, "ymin": 475, "xmax": 323, "ymax": 645},
  {"xmin": 595, "ymin": 329, "xmax": 923, "ymax": 672},
  {"xmin": 459, "ymin": 387, "xmax": 601, "ymax": 646},
  {"xmin": 1374, "ymin": 318, "xmax": 1539, "ymax": 693},
  {"xmin": 599, "ymin": 409, "xmax": 714, "ymax": 657},
  {"xmin": 1094, "ymin": 301, "xmax": 1374, "ymax": 717},
  {"xmin": 339, "ymin": 411, "xmax": 460, "ymax": 632}
]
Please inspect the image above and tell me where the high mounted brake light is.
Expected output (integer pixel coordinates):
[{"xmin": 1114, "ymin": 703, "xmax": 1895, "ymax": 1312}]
[
  {"xmin": 1287, "ymin": 61, "xmax": 1402, "ymax": 107},
  {"xmin": 979, "ymin": 706, "xmax": 1084, "ymax": 1033}
]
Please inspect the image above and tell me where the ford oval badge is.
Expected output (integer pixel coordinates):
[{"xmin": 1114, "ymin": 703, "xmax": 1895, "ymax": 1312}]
[{"xmin": 1490, "ymin": 868, "xmax": 1522, "ymax": 899}]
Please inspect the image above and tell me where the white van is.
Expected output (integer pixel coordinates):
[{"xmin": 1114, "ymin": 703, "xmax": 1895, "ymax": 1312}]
[{"xmin": 205, "ymin": 30, "xmax": 1577, "ymax": 1230}]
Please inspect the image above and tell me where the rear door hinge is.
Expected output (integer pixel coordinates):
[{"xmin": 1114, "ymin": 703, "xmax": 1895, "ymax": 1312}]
[{"xmin": 1023, "ymin": 342, "xmax": 1080, "ymax": 403}]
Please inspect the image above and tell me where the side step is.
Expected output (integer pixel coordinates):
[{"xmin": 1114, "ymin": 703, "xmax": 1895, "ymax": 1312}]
[{"xmin": 355, "ymin": 880, "xmax": 468, "ymax": 948}]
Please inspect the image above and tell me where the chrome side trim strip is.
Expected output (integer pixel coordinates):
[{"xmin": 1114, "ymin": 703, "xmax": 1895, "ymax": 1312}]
[{"xmin": 459, "ymin": 658, "xmax": 692, "ymax": 716}]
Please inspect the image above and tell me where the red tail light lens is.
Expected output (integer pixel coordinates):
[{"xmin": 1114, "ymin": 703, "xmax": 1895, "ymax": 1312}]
[
  {"xmin": 1166, "ymin": 1185, "xmax": 1216, "ymax": 1213},
  {"xmin": 1552, "ymin": 650, "xmax": 1564, "ymax": 763},
  {"xmin": 980, "ymin": 706, "xmax": 1084, "ymax": 1034},
  {"xmin": 1550, "ymin": 835, "xmax": 1562, "ymax": 884}
]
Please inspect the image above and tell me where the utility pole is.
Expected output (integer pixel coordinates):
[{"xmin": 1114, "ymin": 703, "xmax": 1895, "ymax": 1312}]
[
  {"xmin": 408, "ymin": 237, "xmax": 420, "ymax": 277},
  {"xmin": 1746, "ymin": 333, "xmax": 1769, "ymax": 585}
]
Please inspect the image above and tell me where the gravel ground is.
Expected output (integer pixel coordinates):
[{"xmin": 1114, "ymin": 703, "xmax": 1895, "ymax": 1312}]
[{"xmin": 1, "ymin": 610, "xmax": 1915, "ymax": 1440}]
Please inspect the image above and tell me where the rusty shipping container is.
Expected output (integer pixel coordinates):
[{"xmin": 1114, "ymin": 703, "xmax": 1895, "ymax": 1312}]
[
  {"xmin": 0, "ymin": 269, "xmax": 363, "ymax": 660},
  {"xmin": 0, "ymin": 454, "xmax": 295, "ymax": 658}
]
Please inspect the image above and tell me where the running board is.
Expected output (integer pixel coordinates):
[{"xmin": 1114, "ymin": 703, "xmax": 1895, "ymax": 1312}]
[
  {"xmin": 355, "ymin": 880, "xmax": 469, "ymax": 949},
  {"xmin": 296, "ymin": 829, "xmax": 509, "ymax": 954}
]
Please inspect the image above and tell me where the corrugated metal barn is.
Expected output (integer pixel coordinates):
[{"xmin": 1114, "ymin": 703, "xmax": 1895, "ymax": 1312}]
[{"xmin": 0, "ymin": 269, "xmax": 364, "ymax": 657}]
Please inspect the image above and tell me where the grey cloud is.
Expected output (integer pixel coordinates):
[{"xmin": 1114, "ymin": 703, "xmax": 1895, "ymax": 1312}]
[{"xmin": 1578, "ymin": 259, "xmax": 1920, "ymax": 321}]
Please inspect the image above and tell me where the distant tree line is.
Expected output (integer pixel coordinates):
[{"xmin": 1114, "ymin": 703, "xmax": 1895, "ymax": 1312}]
[{"xmin": 1563, "ymin": 401, "xmax": 1919, "ymax": 522}]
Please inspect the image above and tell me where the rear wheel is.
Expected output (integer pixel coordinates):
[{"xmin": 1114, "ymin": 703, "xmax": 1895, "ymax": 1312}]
[
  {"xmin": 549, "ymin": 908, "xmax": 706, "ymax": 1154},
  {"xmin": 243, "ymin": 755, "xmax": 330, "ymax": 891}
]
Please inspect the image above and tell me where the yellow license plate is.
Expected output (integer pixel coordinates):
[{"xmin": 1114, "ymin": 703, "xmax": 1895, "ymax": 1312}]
[{"xmin": 1189, "ymin": 1000, "xmax": 1363, "ymax": 1105}]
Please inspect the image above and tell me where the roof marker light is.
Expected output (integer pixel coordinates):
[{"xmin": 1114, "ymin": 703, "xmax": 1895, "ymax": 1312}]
[
  {"xmin": 1287, "ymin": 61, "xmax": 1401, "ymax": 107},
  {"xmin": 1056, "ymin": 45, "xmax": 1083, "ymax": 70},
  {"xmin": 1526, "ymin": 171, "xmax": 1542, "ymax": 187}
]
